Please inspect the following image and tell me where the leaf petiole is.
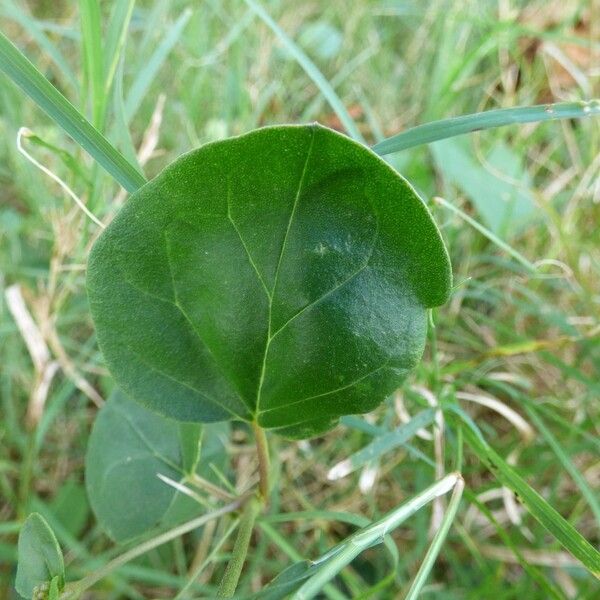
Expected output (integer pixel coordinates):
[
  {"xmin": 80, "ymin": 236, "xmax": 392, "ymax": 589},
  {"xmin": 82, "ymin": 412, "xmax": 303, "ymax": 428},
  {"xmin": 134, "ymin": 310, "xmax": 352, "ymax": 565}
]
[{"xmin": 252, "ymin": 421, "xmax": 271, "ymax": 502}]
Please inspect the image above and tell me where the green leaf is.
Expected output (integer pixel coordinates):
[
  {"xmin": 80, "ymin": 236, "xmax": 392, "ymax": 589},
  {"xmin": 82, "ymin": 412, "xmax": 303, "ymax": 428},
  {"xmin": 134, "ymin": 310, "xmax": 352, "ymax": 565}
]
[
  {"xmin": 462, "ymin": 425, "xmax": 600, "ymax": 579},
  {"xmin": 15, "ymin": 513, "xmax": 65, "ymax": 599},
  {"xmin": 87, "ymin": 124, "xmax": 452, "ymax": 438},
  {"xmin": 85, "ymin": 388, "xmax": 227, "ymax": 542}
]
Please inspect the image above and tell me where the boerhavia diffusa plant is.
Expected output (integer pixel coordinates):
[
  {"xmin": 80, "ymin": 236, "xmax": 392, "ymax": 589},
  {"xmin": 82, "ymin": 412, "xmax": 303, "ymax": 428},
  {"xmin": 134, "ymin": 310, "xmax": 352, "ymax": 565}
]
[{"xmin": 3, "ymin": 5, "xmax": 600, "ymax": 599}]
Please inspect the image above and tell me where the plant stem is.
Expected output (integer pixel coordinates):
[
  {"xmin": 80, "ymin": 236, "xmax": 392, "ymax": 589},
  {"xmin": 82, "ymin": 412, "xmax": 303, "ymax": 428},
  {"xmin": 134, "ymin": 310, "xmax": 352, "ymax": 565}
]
[
  {"xmin": 252, "ymin": 421, "xmax": 270, "ymax": 502},
  {"xmin": 60, "ymin": 498, "xmax": 245, "ymax": 599},
  {"xmin": 217, "ymin": 496, "xmax": 261, "ymax": 598}
]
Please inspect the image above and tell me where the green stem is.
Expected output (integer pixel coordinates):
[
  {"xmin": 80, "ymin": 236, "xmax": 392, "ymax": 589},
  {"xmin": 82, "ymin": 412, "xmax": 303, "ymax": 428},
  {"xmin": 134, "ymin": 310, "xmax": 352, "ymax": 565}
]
[
  {"xmin": 60, "ymin": 498, "xmax": 244, "ymax": 599},
  {"xmin": 252, "ymin": 421, "xmax": 271, "ymax": 502},
  {"xmin": 217, "ymin": 496, "xmax": 261, "ymax": 598}
]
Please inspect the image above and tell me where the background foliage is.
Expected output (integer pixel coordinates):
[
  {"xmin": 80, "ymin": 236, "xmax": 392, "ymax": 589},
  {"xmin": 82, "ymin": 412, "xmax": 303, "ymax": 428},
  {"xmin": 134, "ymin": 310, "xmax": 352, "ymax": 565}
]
[{"xmin": 0, "ymin": 0, "xmax": 598, "ymax": 598}]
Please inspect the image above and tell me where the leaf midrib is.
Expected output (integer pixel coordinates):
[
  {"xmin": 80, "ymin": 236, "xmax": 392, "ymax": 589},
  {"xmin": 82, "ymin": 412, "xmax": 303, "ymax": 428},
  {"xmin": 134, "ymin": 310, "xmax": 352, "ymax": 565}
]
[
  {"xmin": 257, "ymin": 360, "xmax": 395, "ymax": 419},
  {"xmin": 254, "ymin": 127, "xmax": 317, "ymax": 417}
]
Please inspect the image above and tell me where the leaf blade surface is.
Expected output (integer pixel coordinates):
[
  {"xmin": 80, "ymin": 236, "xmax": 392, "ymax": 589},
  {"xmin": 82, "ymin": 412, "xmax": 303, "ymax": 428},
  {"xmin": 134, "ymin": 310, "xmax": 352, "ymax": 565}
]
[{"xmin": 88, "ymin": 124, "xmax": 451, "ymax": 436}]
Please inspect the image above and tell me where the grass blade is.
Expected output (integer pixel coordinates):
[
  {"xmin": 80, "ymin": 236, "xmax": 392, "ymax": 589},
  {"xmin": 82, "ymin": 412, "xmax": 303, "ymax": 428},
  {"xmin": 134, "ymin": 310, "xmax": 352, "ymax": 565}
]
[
  {"xmin": 104, "ymin": 0, "xmax": 136, "ymax": 94},
  {"xmin": 79, "ymin": 0, "xmax": 104, "ymax": 128},
  {"xmin": 244, "ymin": 0, "xmax": 365, "ymax": 143},
  {"xmin": 404, "ymin": 476, "xmax": 465, "ymax": 600},
  {"xmin": 462, "ymin": 424, "xmax": 600, "ymax": 579},
  {"xmin": 524, "ymin": 404, "xmax": 600, "ymax": 528},
  {"xmin": 124, "ymin": 8, "xmax": 192, "ymax": 122},
  {"xmin": 327, "ymin": 408, "xmax": 436, "ymax": 480},
  {"xmin": 292, "ymin": 473, "xmax": 461, "ymax": 599},
  {"xmin": 373, "ymin": 100, "xmax": 600, "ymax": 155},
  {"xmin": 259, "ymin": 522, "xmax": 347, "ymax": 600},
  {"xmin": 464, "ymin": 490, "xmax": 566, "ymax": 599},
  {"xmin": 0, "ymin": 31, "xmax": 146, "ymax": 192},
  {"xmin": 112, "ymin": 55, "xmax": 142, "ymax": 172},
  {"xmin": 434, "ymin": 195, "xmax": 537, "ymax": 273}
]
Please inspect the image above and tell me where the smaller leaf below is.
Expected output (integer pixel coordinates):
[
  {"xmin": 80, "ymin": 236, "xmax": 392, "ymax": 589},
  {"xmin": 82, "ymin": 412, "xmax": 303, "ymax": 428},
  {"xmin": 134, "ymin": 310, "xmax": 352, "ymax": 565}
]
[{"xmin": 85, "ymin": 388, "xmax": 228, "ymax": 542}]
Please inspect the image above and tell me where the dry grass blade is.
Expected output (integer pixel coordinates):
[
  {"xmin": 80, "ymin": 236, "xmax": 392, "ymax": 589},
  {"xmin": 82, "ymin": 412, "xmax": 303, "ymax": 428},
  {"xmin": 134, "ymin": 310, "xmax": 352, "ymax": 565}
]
[{"xmin": 5, "ymin": 284, "xmax": 58, "ymax": 428}]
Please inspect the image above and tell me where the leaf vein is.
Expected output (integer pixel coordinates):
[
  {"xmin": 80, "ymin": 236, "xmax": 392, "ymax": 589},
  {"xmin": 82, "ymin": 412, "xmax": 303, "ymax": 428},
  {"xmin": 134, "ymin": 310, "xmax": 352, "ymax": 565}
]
[
  {"xmin": 118, "ymin": 270, "xmax": 250, "ymax": 416},
  {"xmin": 255, "ymin": 127, "xmax": 317, "ymax": 414},
  {"xmin": 226, "ymin": 177, "xmax": 272, "ymax": 300},
  {"xmin": 269, "ymin": 217, "xmax": 380, "ymax": 340},
  {"xmin": 162, "ymin": 236, "xmax": 254, "ymax": 413},
  {"xmin": 257, "ymin": 361, "xmax": 393, "ymax": 418},
  {"xmin": 111, "ymin": 402, "xmax": 181, "ymax": 472},
  {"xmin": 125, "ymin": 342, "xmax": 244, "ymax": 420}
]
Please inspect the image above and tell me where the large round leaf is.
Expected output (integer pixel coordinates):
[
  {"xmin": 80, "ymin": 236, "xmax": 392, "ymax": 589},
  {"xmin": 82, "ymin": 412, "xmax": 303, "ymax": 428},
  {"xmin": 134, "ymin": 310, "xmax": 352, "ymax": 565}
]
[{"xmin": 87, "ymin": 124, "xmax": 451, "ymax": 438}]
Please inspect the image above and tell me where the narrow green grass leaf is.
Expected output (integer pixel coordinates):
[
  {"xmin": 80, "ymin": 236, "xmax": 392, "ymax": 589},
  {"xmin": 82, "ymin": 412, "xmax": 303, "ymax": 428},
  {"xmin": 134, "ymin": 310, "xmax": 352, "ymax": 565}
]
[
  {"xmin": 124, "ymin": 8, "xmax": 192, "ymax": 122},
  {"xmin": 533, "ymin": 403, "xmax": 600, "ymax": 453},
  {"xmin": 244, "ymin": 0, "xmax": 365, "ymax": 143},
  {"xmin": 104, "ymin": 0, "xmax": 136, "ymax": 94},
  {"xmin": 260, "ymin": 509, "xmax": 399, "ymax": 598},
  {"xmin": 464, "ymin": 489, "xmax": 566, "ymax": 600},
  {"xmin": 291, "ymin": 473, "xmax": 461, "ymax": 599},
  {"xmin": 0, "ymin": 31, "xmax": 147, "ymax": 192},
  {"xmin": 1, "ymin": 0, "xmax": 77, "ymax": 89},
  {"xmin": 79, "ymin": 0, "xmax": 104, "ymax": 127},
  {"xmin": 524, "ymin": 404, "xmax": 600, "ymax": 528},
  {"xmin": 462, "ymin": 425, "xmax": 600, "ymax": 579},
  {"xmin": 173, "ymin": 519, "xmax": 239, "ymax": 600},
  {"xmin": 261, "ymin": 511, "xmax": 370, "ymax": 527},
  {"xmin": 259, "ymin": 522, "xmax": 348, "ymax": 600},
  {"xmin": 405, "ymin": 477, "xmax": 465, "ymax": 600},
  {"xmin": 327, "ymin": 408, "xmax": 436, "ymax": 480},
  {"xmin": 373, "ymin": 100, "xmax": 600, "ymax": 155},
  {"xmin": 112, "ymin": 56, "xmax": 142, "ymax": 171}
]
